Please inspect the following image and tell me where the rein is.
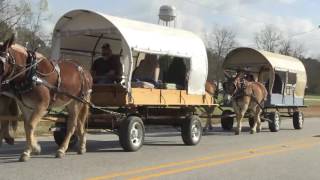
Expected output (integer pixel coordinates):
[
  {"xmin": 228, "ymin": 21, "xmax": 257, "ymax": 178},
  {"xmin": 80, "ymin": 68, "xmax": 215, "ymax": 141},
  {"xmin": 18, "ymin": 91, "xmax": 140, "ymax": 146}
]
[{"xmin": 33, "ymin": 76, "xmax": 123, "ymax": 117}]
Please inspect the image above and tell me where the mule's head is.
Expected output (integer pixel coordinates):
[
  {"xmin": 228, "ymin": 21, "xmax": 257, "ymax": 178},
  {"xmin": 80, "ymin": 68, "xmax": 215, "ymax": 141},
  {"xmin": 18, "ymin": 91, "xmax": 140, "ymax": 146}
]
[
  {"xmin": 0, "ymin": 35, "xmax": 15, "ymax": 81},
  {"xmin": 222, "ymin": 71, "xmax": 243, "ymax": 96}
]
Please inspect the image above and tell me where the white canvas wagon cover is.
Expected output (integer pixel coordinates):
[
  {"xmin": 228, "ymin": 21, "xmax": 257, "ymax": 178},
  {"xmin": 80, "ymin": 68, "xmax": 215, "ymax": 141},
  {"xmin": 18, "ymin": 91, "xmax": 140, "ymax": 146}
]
[
  {"xmin": 51, "ymin": 9, "xmax": 208, "ymax": 95},
  {"xmin": 223, "ymin": 47, "xmax": 307, "ymax": 98}
]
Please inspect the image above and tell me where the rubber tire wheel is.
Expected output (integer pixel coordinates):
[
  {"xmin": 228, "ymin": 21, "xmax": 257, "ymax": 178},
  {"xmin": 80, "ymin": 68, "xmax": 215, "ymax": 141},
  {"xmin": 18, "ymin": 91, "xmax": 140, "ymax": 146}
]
[
  {"xmin": 53, "ymin": 123, "xmax": 78, "ymax": 148},
  {"xmin": 119, "ymin": 116, "xmax": 145, "ymax": 152},
  {"xmin": 268, "ymin": 111, "xmax": 281, "ymax": 132},
  {"xmin": 221, "ymin": 110, "xmax": 234, "ymax": 130},
  {"xmin": 293, "ymin": 111, "xmax": 304, "ymax": 129},
  {"xmin": 249, "ymin": 117, "xmax": 255, "ymax": 128},
  {"xmin": 181, "ymin": 115, "xmax": 202, "ymax": 145}
]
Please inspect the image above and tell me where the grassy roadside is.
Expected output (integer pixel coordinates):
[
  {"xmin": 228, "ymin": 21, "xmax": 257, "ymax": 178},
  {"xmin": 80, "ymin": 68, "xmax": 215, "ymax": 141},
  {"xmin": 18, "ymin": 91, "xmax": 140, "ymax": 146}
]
[{"xmin": 304, "ymin": 95, "xmax": 320, "ymax": 106}]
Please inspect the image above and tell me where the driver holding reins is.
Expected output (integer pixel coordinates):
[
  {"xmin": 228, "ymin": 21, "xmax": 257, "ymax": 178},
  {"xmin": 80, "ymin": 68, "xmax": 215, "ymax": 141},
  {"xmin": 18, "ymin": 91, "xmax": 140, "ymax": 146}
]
[{"xmin": 91, "ymin": 43, "xmax": 122, "ymax": 84}]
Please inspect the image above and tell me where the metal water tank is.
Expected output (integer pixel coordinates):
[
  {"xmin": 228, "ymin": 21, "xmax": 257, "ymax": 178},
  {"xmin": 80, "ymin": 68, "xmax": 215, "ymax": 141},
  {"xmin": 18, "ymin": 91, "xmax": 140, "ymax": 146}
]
[{"xmin": 159, "ymin": 5, "xmax": 176, "ymax": 22}]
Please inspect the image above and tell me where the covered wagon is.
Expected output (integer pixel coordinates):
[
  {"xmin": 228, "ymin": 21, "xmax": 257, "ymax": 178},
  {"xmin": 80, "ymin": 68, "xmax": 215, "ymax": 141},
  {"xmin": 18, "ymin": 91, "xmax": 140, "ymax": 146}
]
[
  {"xmin": 50, "ymin": 9, "xmax": 217, "ymax": 151},
  {"xmin": 221, "ymin": 47, "xmax": 307, "ymax": 132}
]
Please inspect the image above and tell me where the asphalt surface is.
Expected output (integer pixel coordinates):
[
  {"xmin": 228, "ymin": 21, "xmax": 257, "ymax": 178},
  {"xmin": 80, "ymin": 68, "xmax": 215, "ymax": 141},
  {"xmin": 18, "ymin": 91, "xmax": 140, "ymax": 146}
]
[{"xmin": 0, "ymin": 117, "xmax": 320, "ymax": 180}]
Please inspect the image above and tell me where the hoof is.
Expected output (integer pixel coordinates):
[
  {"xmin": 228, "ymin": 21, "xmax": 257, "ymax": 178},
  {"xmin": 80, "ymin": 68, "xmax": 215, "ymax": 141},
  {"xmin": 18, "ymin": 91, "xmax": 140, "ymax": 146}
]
[
  {"xmin": 55, "ymin": 151, "xmax": 65, "ymax": 158},
  {"xmin": 77, "ymin": 148, "xmax": 86, "ymax": 155},
  {"xmin": 32, "ymin": 145, "xmax": 41, "ymax": 155},
  {"xmin": 19, "ymin": 153, "xmax": 30, "ymax": 162},
  {"xmin": 235, "ymin": 131, "xmax": 240, "ymax": 135},
  {"xmin": 5, "ymin": 137, "xmax": 14, "ymax": 145},
  {"xmin": 250, "ymin": 130, "xmax": 255, "ymax": 134}
]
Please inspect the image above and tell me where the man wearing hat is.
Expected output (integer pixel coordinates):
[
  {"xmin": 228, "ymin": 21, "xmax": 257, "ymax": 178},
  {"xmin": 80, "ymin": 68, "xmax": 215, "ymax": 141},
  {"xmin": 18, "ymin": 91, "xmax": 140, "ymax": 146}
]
[{"xmin": 91, "ymin": 43, "xmax": 122, "ymax": 84}]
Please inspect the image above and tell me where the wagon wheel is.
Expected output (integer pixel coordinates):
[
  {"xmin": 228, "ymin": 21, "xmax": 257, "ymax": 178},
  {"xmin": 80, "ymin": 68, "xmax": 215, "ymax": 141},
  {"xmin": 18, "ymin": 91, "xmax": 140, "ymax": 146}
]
[
  {"xmin": 268, "ymin": 111, "xmax": 281, "ymax": 132},
  {"xmin": 53, "ymin": 122, "xmax": 78, "ymax": 149},
  {"xmin": 181, "ymin": 115, "xmax": 202, "ymax": 145},
  {"xmin": 293, "ymin": 111, "xmax": 304, "ymax": 129},
  {"xmin": 221, "ymin": 110, "xmax": 234, "ymax": 130},
  {"xmin": 119, "ymin": 116, "xmax": 145, "ymax": 152}
]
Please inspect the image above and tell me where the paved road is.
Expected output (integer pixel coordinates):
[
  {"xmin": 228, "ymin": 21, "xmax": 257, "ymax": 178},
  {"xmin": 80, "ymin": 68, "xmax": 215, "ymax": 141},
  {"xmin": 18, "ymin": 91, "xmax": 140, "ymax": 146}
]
[{"xmin": 1, "ymin": 118, "xmax": 320, "ymax": 180}]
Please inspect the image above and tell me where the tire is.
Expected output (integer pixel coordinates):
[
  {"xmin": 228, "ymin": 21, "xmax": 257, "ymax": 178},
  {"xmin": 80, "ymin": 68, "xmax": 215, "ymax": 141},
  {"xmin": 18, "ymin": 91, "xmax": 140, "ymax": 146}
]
[
  {"xmin": 181, "ymin": 115, "xmax": 202, "ymax": 145},
  {"xmin": 293, "ymin": 111, "xmax": 304, "ymax": 129},
  {"xmin": 268, "ymin": 111, "xmax": 281, "ymax": 132},
  {"xmin": 53, "ymin": 123, "xmax": 78, "ymax": 148},
  {"xmin": 249, "ymin": 117, "xmax": 255, "ymax": 128},
  {"xmin": 221, "ymin": 110, "xmax": 234, "ymax": 130},
  {"xmin": 119, "ymin": 116, "xmax": 145, "ymax": 152}
]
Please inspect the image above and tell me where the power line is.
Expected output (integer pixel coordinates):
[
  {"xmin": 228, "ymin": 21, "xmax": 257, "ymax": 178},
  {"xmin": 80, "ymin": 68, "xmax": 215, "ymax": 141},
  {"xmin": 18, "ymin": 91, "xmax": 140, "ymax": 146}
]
[{"xmin": 288, "ymin": 27, "xmax": 320, "ymax": 38}]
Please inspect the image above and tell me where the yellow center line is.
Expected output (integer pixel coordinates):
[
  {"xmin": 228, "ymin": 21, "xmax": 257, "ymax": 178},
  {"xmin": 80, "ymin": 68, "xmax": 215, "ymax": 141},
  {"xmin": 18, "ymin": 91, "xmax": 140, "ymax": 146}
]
[
  {"xmin": 85, "ymin": 137, "xmax": 319, "ymax": 180},
  {"xmin": 128, "ymin": 142, "xmax": 319, "ymax": 180}
]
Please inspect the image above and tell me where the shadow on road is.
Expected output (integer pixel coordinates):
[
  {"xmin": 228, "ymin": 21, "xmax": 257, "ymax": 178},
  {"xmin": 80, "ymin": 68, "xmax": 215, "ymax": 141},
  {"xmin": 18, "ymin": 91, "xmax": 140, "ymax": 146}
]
[
  {"xmin": 86, "ymin": 140, "xmax": 124, "ymax": 153},
  {"xmin": 0, "ymin": 141, "xmax": 58, "ymax": 163}
]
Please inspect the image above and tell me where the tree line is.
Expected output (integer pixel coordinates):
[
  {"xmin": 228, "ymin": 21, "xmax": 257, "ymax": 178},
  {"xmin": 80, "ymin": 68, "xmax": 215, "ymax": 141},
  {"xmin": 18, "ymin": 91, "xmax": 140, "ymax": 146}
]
[{"xmin": 1, "ymin": 0, "xmax": 319, "ymax": 94}]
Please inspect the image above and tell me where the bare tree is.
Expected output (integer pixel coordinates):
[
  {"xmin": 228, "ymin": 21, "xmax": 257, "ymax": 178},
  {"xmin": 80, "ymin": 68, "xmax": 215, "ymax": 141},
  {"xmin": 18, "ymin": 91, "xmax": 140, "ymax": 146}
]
[
  {"xmin": 254, "ymin": 25, "xmax": 283, "ymax": 52},
  {"xmin": 279, "ymin": 39, "xmax": 305, "ymax": 58},
  {"xmin": 20, "ymin": 0, "xmax": 50, "ymax": 50},
  {"xmin": 0, "ymin": 0, "xmax": 31, "ymax": 41},
  {"xmin": 206, "ymin": 26, "xmax": 237, "ymax": 59},
  {"xmin": 291, "ymin": 42, "xmax": 305, "ymax": 59},
  {"xmin": 205, "ymin": 25, "xmax": 237, "ymax": 82},
  {"xmin": 279, "ymin": 39, "xmax": 292, "ymax": 56},
  {"xmin": 14, "ymin": 0, "xmax": 51, "ymax": 55}
]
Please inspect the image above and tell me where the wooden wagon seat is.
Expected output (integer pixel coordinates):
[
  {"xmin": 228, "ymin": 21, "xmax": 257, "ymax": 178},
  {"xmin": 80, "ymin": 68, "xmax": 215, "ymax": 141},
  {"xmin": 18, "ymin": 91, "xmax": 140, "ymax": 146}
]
[{"xmin": 132, "ymin": 54, "xmax": 160, "ymax": 88}]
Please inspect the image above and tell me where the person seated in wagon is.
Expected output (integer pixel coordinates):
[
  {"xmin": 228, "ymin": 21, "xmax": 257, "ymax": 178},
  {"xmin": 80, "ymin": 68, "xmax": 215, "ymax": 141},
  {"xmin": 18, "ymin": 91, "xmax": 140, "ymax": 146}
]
[{"xmin": 91, "ymin": 43, "xmax": 122, "ymax": 84}]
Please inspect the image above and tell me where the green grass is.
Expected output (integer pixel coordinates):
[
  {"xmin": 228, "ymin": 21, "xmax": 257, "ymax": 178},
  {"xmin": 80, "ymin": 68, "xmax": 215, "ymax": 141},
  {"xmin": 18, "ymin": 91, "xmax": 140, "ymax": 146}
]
[{"xmin": 304, "ymin": 95, "xmax": 320, "ymax": 106}]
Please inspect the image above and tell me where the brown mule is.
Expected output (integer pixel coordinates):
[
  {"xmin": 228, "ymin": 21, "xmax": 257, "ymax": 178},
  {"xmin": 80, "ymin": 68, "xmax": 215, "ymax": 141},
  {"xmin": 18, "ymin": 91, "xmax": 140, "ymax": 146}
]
[
  {"xmin": 0, "ymin": 35, "xmax": 93, "ymax": 161},
  {"xmin": 223, "ymin": 71, "xmax": 267, "ymax": 135}
]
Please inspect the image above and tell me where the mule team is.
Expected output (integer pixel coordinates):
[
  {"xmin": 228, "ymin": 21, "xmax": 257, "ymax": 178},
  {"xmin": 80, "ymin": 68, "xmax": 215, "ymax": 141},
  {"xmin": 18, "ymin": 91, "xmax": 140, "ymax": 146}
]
[{"xmin": 0, "ymin": 35, "xmax": 267, "ymax": 162}]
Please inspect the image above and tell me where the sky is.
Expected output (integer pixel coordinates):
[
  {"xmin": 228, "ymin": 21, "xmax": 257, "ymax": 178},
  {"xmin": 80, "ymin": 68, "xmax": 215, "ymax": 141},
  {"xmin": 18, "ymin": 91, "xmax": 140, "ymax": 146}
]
[{"xmin": 32, "ymin": 0, "xmax": 320, "ymax": 58}]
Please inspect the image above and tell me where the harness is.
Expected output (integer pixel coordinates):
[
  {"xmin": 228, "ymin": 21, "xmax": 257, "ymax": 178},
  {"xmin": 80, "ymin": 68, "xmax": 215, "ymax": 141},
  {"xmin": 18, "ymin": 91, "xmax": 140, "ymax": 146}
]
[
  {"xmin": 233, "ymin": 77, "xmax": 247, "ymax": 100},
  {"xmin": 8, "ymin": 50, "xmax": 38, "ymax": 94},
  {"xmin": 1, "ymin": 49, "xmax": 123, "ymax": 117},
  {"xmin": 232, "ymin": 77, "xmax": 265, "ymax": 112}
]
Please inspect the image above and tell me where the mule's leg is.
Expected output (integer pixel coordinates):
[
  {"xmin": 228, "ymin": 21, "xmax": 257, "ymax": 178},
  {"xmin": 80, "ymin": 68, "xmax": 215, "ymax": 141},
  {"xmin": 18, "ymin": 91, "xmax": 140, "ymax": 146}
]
[
  {"xmin": 250, "ymin": 107, "xmax": 258, "ymax": 134},
  {"xmin": 76, "ymin": 100, "xmax": 89, "ymax": 155},
  {"xmin": 1, "ymin": 120, "xmax": 15, "ymax": 145},
  {"xmin": 235, "ymin": 104, "xmax": 248, "ymax": 135},
  {"xmin": 203, "ymin": 107, "xmax": 214, "ymax": 133},
  {"xmin": 250, "ymin": 115, "xmax": 257, "ymax": 134},
  {"xmin": 235, "ymin": 113, "xmax": 243, "ymax": 135},
  {"xmin": 19, "ymin": 106, "xmax": 47, "ymax": 162},
  {"xmin": 256, "ymin": 108, "xmax": 263, "ymax": 133},
  {"xmin": 0, "ymin": 121, "xmax": 4, "ymax": 146},
  {"xmin": 0, "ymin": 97, "xmax": 17, "ymax": 146},
  {"xmin": 56, "ymin": 101, "xmax": 80, "ymax": 158}
]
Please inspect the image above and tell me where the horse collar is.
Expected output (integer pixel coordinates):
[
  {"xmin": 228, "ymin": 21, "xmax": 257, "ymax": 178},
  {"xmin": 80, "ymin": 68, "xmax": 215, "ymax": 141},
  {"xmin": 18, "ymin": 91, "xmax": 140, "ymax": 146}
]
[{"xmin": 9, "ymin": 50, "xmax": 38, "ymax": 94}]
